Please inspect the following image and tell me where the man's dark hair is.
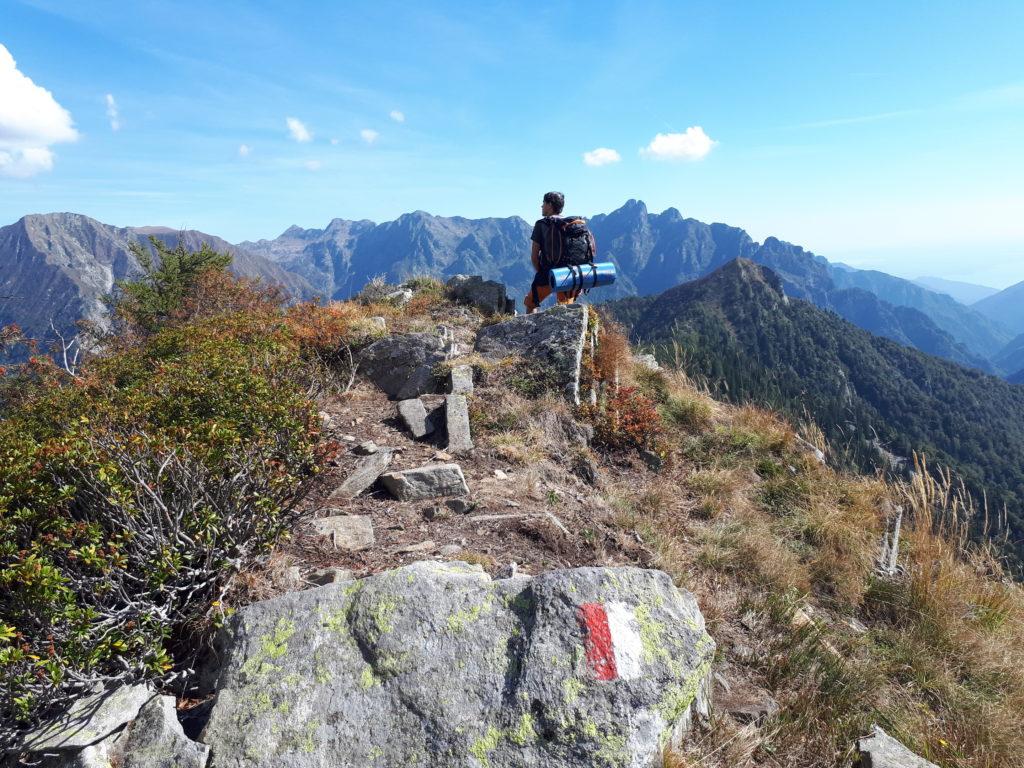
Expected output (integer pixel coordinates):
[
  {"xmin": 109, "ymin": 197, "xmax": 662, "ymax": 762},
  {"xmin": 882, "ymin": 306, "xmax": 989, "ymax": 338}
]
[{"xmin": 543, "ymin": 191, "xmax": 565, "ymax": 214}]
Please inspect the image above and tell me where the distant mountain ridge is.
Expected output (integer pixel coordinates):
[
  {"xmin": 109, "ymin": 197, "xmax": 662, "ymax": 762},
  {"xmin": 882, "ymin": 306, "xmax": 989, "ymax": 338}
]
[
  {"xmin": 0, "ymin": 202, "xmax": 1016, "ymax": 374},
  {"xmin": 604, "ymin": 258, "xmax": 1024, "ymax": 562},
  {"xmin": 0, "ymin": 213, "xmax": 314, "ymax": 362},
  {"xmin": 913, "ymin": 275, "xmax": 999, "ymax": 305},
  {"xmin": 973, "ymin": 278, "xmax": 1024, "ymax": 336}
]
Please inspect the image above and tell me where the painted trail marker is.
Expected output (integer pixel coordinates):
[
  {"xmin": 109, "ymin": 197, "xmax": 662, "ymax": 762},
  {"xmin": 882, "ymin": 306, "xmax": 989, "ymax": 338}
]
[{"xmin": 578, "ymin": 601, "xmax": 644, "ymax": 681}]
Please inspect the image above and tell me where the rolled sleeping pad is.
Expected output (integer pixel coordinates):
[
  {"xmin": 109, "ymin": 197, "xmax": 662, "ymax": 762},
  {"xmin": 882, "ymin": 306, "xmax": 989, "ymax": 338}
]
[{"xmin": 549, "ymin": 262, "xmax": 617, "ymax": 292}]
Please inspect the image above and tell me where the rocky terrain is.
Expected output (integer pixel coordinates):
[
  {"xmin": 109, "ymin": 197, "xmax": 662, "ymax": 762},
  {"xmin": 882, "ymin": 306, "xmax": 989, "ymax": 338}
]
[{"xmin": 3, "ymin": 274, "xmax": 975, "ymax": 768}]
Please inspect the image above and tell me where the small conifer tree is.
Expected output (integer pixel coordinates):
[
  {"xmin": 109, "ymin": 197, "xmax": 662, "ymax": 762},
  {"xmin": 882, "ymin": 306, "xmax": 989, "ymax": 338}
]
[{"xmin": 112, "ymin": 236, "xmax": 232, "ymax": 334}]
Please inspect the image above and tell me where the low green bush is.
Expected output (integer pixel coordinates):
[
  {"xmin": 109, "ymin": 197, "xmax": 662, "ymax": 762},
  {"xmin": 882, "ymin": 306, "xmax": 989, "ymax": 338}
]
[{"xmin": 0, "ymin": 270, "xmax": 346, "ymax": 742}]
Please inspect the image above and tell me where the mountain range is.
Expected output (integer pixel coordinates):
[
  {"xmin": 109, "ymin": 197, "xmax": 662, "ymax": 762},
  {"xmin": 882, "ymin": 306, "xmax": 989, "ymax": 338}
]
[
  {"xmin": 0, "ymin": 213, "xmax": 313, "ymax": 360},
  {"xmin": 605, "ymin": 258, "xmax": 1024, "ymax": 563},
  {"xmin": 1, "ymin": 202, "xmax": 1022, "ymax": 377}
]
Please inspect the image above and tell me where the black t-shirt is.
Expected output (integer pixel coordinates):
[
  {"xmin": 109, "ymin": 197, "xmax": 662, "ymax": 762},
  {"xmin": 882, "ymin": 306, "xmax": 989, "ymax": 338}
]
[{"xmin": 531, "ymin": 215, "xmax": 562, "ymax": 268}]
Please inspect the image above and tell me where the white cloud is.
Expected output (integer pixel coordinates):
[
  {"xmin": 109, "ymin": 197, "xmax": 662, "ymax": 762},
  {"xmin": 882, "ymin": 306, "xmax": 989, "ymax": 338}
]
[
  {"xmin": 304, "ymin": 159, "xmax": 322, "ymax": 171},
  {"xmin": 360, "ymin": 128, "xmax": 379, "ymax": 144},
  {"xmin": 0, "ymin": 147, "xmax": 55, "ymax": 178},
  {"xmin": 238, "ymin": 143, "xmax": 251, "ymax": 157},
  {"xmin": 389, "ymin": 110, "xmax": 405, "ymax": 123},
  {"xmin": 330, "ymin": 137, "xmax": 339, "ymax": 145},
  {"xmin": 640, "ymin": 126, "xmax": 717, "ymax": 161},
  {"xmin": 0, "ymin": 43, "xmax": 78, "ymax": 177},
  {"xmin": 582, "ymin": 147, "xmax": 621, "ymax": 167},
  {"xmin": 286, "ymin": 116, "xmax": 312, "ymax": 142},
  {"xmin": 105, "ymin": 93, "xmax": 120, "ymax": 131}
]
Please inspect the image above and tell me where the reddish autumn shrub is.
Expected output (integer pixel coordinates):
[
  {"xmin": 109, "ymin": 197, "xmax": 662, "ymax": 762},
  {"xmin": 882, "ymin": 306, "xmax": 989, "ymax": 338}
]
[{"xmin": 586, "ymin": 385, "xmax": 665, "ymax": 453}]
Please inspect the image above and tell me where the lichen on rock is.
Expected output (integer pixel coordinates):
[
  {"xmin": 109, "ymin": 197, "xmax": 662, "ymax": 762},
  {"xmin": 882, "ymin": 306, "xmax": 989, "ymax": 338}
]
[{"xmin": 199, "ymin": 561, "xmax": 714, "ymax": 767}]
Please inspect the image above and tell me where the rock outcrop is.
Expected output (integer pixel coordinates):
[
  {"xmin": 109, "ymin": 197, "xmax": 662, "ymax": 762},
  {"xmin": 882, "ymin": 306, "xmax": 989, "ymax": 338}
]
[
  {"xmin": 359, "ymin": 333, "xmax": 448, "ymax": 400},
  {"xmin": 446, "ymin": 275, "xmax": 516, "ymax": 316},
  {"xmin": 200, "ymin": 561, "xmax": 714, "ymax": 767},
  {"xmin": 475, "ymin": 304, "xmax": 590, "ymax": 404}
]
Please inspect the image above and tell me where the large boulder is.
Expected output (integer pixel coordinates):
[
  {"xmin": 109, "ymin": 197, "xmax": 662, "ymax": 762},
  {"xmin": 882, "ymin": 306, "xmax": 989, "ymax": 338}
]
[
  {"xmin": 200, "ymin": 561, "xmax": 714, "ymax": 767},
  {"xmin": 475, "ymin": 304, "xmax": 589, "ymax": 404},
  {"xmin": 360, "ymin": 333, "xmax": 448, "ymax": 400},
  {"xmin": 446, "ymin": 275, "xmax": 516, "ymax": 316}
]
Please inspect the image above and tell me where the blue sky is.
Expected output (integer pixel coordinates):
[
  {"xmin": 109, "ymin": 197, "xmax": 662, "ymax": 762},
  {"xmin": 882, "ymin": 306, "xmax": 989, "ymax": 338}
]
[{"xmin": 1, "ymin": 0, "xmax": 1023, "ymax": 286}]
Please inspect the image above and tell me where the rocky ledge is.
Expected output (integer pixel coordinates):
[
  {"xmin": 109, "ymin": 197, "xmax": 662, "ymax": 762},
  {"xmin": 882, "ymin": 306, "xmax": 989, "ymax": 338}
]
[{"xmin": 200, "ymin": 561, "xmax": 714, "ymax": 767}]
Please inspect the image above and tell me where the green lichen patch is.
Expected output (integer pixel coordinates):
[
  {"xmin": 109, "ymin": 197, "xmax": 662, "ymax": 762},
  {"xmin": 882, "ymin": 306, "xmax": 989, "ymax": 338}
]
[
  {"xmin": 447, "ymin": 593, "xmax": 494, "ymax": 633},
  {"xmin": 469, "ymin": 725, "xmax": 503, "ymax": 767},
  {"xmin": 563, "ymin": 677, "xmax": 586, "ymax": 704},
  {"xmin": 508, "ymin": 712, "xmax": 536, "ymax": 746},
  {"xmin": 240, "ymin": 617, "xmax": 297, "ymax": 679},
  {"xmin": 656, "ymin": 656, "xmax": 712, "ymax": 725}
]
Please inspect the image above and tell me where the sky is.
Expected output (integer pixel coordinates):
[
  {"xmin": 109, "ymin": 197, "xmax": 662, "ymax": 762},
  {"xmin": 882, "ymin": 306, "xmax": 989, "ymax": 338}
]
[{"xmin": 1, "ymin": 0, "xmax": 1023, "ymax": 287}]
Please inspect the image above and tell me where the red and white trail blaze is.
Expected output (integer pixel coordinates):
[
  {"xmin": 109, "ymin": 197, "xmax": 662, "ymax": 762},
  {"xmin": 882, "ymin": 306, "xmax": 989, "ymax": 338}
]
[{"xmin": 577, "ymin": 601, "xmax": 644, "ymax": 681}]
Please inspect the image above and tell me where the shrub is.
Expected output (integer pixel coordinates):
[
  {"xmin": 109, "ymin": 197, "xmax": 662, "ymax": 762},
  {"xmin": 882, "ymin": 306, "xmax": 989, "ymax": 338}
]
[
  {"xmin": 0, "ymin": 276, "xmax": 342, "ymax": 741},
  {"xmin": 586, "ymin": 385, "xmax": 664, "ymax": 453}
]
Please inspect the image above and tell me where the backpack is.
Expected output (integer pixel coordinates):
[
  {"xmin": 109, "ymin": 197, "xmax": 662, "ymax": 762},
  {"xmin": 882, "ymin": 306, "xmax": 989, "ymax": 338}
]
[{"xmin": 545, "ymin": 216, "xmax": 596, "ymax": 270}]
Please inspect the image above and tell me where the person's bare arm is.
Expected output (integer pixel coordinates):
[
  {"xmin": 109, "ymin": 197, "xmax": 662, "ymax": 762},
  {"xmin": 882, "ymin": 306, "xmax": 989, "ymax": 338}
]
[{"xmin": 531, "ymin": 241, "xmax": 541, "ymax": 271}]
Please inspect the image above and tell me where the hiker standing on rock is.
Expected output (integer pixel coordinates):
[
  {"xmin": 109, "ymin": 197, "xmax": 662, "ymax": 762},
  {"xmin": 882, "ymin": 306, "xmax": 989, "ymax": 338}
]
[{"xmin": 525, "ymin": 191, "xmax": 597, "ymax": 313}]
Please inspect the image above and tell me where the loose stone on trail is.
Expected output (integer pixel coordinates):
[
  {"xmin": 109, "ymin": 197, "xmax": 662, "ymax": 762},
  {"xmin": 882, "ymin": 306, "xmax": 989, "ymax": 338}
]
[
  {"xmin": 312, "ymin": 515, "xmax": 375, "ymax": 551},
  {"xmin": 327, "ymin": 449, "xmax": 393, "ymax": 501},
  {"xmin": 448, "ymin": 364, "xmax": 474, "ymax": 395},
  {"xmin": 397, "ymin": 398, "xmax": 434, "ymax": 439},
  {"xmin": 444, "ymin": 394, "xmax": 473, "ymax": 455},
  {"xmin": 380, "ymin": 463, "xmax": 470, "ymax": 501}
]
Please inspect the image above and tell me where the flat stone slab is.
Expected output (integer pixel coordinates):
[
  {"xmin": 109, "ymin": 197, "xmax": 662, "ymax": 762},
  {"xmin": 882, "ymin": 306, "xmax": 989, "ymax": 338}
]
[
  {"xmin": 475, "ymin": 303, "xmax": 589, "ymax": 404},
  {"xmin": 397, "ymin": 398, "xmax": 433, "ymax": 439},
  {"xmin": 445, "ymin": 394, "xmax": 473, "ymax": 455},
  {"xmin": 359, "ymin": 333, "xmax": 447, "ymax": 400},
  {"xmin": 380, "ymin": 463, "xmax": 469, "ymax": 501},
  {"xmin": 120, "ymin": 695, "xmax": 209, "ymax": 768},
  {"xmin": 200, "ymin": 562, "xmax": 715, "ymax": 767},
  {"xmin": 327, "ymin": 449, "xmax": 393, "ymax": 501},
  {"xmin": 17, "ymin": 684, "xmax": 154, "ymax": 752},
  {"xmin": 312, "ymin": 515, "xmax": 375, "ymax": 551},
  {"xmin": 858, "ymin": 726, "xmax": 938, "ymax": 768},
  {"xmin": 448, "ymin": 364, "xmax": 474, "ymax": 395}
]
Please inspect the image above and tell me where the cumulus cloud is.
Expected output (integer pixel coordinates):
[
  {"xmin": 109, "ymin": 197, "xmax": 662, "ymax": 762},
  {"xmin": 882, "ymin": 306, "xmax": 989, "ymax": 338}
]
[
  {"xmin": 360, "ymin": 128, "xmax": 379, "ymax": 144},
  {"xmin": 389, "ymin": 110, "xmax": 405, "ymax": 123},
  {"xmin": 105, "ymin": 93, "xmax": 120, "ymax": 131},
  {"xmin": 640, "ymin": 126, "xmax": 717, "ymax": 161},
  {"xmin": 304, "ymin": 159, "xmax": 322, "ymax": 171},
  {"xmin": 0, "ymin": 43, "xmax": 78, "ymax": 177},
  {"xmin": 582, "ymin": 147, "xmax": 621, "ymax": 167},
  {"xmin": 286, "ymin": 116, "xmax": 312, "ymax": 142},
  {"xmin": 238, "ymin": 143, "xmax": 251, "ymax": 157}
]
